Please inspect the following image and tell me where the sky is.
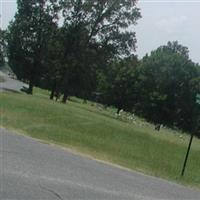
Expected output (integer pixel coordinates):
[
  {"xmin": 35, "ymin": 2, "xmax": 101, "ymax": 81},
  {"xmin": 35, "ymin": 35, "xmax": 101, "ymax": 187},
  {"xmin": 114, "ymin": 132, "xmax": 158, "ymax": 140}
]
[{"xmin": 1, "ymin": 0, "xmax": 200, "ymax": 63}]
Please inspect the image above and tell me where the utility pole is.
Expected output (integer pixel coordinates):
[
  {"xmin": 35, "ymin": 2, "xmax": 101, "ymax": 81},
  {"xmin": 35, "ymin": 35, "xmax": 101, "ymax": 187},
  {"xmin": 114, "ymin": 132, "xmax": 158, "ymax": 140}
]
[{"xmin": 181, "ymin": 93, "xmax": 200, "ymax": 176}]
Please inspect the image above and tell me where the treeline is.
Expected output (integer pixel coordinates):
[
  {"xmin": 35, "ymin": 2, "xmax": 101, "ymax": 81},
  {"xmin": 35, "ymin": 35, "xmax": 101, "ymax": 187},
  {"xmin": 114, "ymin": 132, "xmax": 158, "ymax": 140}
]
[
  {"xmin": 3, "ymin": 0, "xmax": 200, "ymax": 135},
  {"xmin": 6, "ymin": 0, "xmax": 141, "ymax": 98},
  {"xmin": 97, "ymin": 42, "xmax": 200, "ymax": 135}
]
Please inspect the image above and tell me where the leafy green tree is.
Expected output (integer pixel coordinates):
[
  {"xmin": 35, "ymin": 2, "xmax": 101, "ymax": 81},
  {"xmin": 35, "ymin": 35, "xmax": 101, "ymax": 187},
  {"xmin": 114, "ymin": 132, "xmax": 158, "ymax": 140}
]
[
  {"xmin": 98, "ymin": 55, "xmax": 139, "ymax": 113},
  {"xmin": 42, "ymin": 27, "xmax": 65, "ymax": 100},
  {"xmin": 59, "ymin": 24, "xmax": 96, "ymax": 102},
  {"xmin": 136, "ymin": 41, "xmax": 200, "ymax": 131},
  {"xmin": 58, "ymin": 0, "xmax": 141, "ymax": 103},
  {"xmin": 60, "ymin": 0, "xmax": 141, "ymax": 55},
  {"xmin": 7, "ymin": 0, "xmax": 59, "ymax": 94}
]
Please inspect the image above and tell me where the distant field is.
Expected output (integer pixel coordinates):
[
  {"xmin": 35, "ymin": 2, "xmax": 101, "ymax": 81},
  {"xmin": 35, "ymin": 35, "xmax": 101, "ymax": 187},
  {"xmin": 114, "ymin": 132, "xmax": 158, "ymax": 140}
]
[{"xmin": 0, "ymin": 89, "xmax": 200, "ymax": 188}]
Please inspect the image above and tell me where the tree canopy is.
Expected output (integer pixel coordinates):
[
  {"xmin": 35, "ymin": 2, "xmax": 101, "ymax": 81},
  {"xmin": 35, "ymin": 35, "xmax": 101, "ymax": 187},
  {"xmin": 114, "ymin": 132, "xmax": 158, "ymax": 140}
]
[
  {"xmin": 7, "ymin": 0, "xmax": 59, "ymax": 94},
  {"xmin": 7, "ymin": 0, "xmax": 141, "ymax": 99},
  {"xmin": 135, "ymin": 41, "xmax": 200, "ymax": 132},
  {"xmin": 97, "ymin": 55, "xmax": 139, "ymax": 113},
  {"xmin": 49, "ymin": 0, "xmax": 141, "ymax": 102}
]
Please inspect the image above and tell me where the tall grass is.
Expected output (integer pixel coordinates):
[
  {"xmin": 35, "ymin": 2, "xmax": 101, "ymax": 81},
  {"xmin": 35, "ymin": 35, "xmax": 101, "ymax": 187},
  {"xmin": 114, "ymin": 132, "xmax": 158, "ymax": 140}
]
[{"xmin": 0, "ymin": 91, "xmax": 200, "ymax": 187}]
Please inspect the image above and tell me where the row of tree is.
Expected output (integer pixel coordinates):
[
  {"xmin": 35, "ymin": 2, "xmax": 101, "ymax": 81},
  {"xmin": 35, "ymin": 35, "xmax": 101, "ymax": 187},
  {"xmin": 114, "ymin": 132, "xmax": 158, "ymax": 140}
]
[
  {"xmin": 6, "ymin": 0, "xmax": 141, "ymax": 99},
  {"xmin": 97, "ymin": 41, "xmax": 200, "ymax": 134},
  {"xmin": 2, "ymin": 0, "xmax": 200, "ymax": 135}
]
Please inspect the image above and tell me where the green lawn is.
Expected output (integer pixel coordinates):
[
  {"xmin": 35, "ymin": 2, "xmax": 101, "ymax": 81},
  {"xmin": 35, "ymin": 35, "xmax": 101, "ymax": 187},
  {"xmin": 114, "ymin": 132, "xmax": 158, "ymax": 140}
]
[{"xmin": 0, "ymin": 90, "xmax": 200, "ymax": 188}]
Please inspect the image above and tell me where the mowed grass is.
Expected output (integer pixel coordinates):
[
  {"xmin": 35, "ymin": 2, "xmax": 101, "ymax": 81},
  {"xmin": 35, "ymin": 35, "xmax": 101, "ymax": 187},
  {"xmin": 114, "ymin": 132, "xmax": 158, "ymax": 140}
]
[{"xmin": 0, "ymin": 90, "xmax": 200, "ymax": 188}]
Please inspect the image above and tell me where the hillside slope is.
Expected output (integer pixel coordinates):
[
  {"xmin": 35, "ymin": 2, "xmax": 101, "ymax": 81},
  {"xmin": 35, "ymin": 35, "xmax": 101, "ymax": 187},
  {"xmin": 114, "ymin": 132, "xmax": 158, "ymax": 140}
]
[{"xmin": 0, "ymin": 90, "xmax": 200, "ymax": 187}]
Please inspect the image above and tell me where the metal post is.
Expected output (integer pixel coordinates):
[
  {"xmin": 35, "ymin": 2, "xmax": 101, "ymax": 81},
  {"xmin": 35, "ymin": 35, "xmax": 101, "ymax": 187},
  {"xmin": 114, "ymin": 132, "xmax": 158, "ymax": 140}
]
[
  {"xmin": 181, "ymin": 93, "xmax": 200, "ymax": 176},
  {"xmin": 181, "ymin": 133, "xmax": 194, "ymax": 176}
]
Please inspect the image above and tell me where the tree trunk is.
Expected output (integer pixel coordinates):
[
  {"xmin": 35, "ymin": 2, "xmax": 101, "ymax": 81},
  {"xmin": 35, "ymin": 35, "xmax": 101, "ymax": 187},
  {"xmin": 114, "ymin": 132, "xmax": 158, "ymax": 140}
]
[
  {"xmin": 55, "ymin": 90, "xmax": 60, "ymax": 101},
  {"xmin": 62, "ymin": 92, "xmax": 68, "ymax": 104},
  {"xmin": 50, "ymin": 88, "xmax": 55, "ymax": 100},
  {"xmin": 155, "ymin": 124, "xmax": 161, "ymax": 131},
  {"xmin": 27, "ymin": 80, "xmax": 34, "ymax": 94},
  {"xmin": 50, "ymin": 84, "xmax": 56, "ymax": 100},
  {"xmin": 117, "ymin": 107, "xmax": 121, "ymax": 114}
]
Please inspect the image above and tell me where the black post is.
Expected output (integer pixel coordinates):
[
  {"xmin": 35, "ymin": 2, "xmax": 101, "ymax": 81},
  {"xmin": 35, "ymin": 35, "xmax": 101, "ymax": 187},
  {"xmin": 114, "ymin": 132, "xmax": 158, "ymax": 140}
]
[
  {"xmin": 181, "ymin": 133, "xmax": 194, "ymax": 176},
  {"xmin": 181, "ymin": 93, "xmax": 200, "ymax": 176}
]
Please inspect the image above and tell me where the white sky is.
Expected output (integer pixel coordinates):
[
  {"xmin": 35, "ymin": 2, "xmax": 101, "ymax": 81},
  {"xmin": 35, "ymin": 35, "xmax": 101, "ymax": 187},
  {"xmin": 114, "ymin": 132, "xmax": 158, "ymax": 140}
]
[{"xmin": 1, "ymin": 0, "xmax": 200, "ymax": 63}]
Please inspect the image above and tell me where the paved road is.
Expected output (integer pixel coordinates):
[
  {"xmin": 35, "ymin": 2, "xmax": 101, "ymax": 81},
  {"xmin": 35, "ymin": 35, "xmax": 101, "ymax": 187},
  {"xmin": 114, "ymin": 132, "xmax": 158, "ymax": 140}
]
[
  {"xmin": 0, "ymin": 71, "xmax": 27, "ymax": 92},
  {"xmin": 0, "ymin": 128, "xmax": 200, "ymax": 200}
]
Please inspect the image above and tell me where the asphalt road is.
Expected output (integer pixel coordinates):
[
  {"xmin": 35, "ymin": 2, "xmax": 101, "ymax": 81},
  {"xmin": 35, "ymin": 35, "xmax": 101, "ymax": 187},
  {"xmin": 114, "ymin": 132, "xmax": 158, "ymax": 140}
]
[
  {"xmin": 0, "ymin": 128, "xmax": 200, "ymax": 200},
  {"xmin": 0, "ymin": 71, "xmax": 27, "ymax": 92}
]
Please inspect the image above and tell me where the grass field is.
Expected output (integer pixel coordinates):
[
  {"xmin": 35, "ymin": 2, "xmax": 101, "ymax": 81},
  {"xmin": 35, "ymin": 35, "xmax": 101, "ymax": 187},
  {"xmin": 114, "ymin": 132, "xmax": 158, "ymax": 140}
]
[{"xmin": 0, "ymin": 89, "xmax": 200, "ymax": 188}]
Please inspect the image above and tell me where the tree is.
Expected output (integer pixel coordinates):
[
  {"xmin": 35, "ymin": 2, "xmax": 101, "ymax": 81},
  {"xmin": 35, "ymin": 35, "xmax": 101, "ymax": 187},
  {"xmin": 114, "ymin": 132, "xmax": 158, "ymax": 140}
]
[
  {"xmin": 58, "ymin": 0, "xmax": 141, "ymax": 103},
  {"xmin": 97, "ymin": 55, "xmax": 139, "ymax": 113},
  {"xmin": 43, "ymin": 27, "xmax": 65, "ymax": 100},
  {"xmin": 136, "ymin": 41, "xmax": 200, "ymax": 132},
  {"xmin": 59, "ymin": 24, "xmax": 96, "ymax": 102},
  {"xmin": 7, "ymin": 0, "xmax": 59, "ymax": 94}
]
